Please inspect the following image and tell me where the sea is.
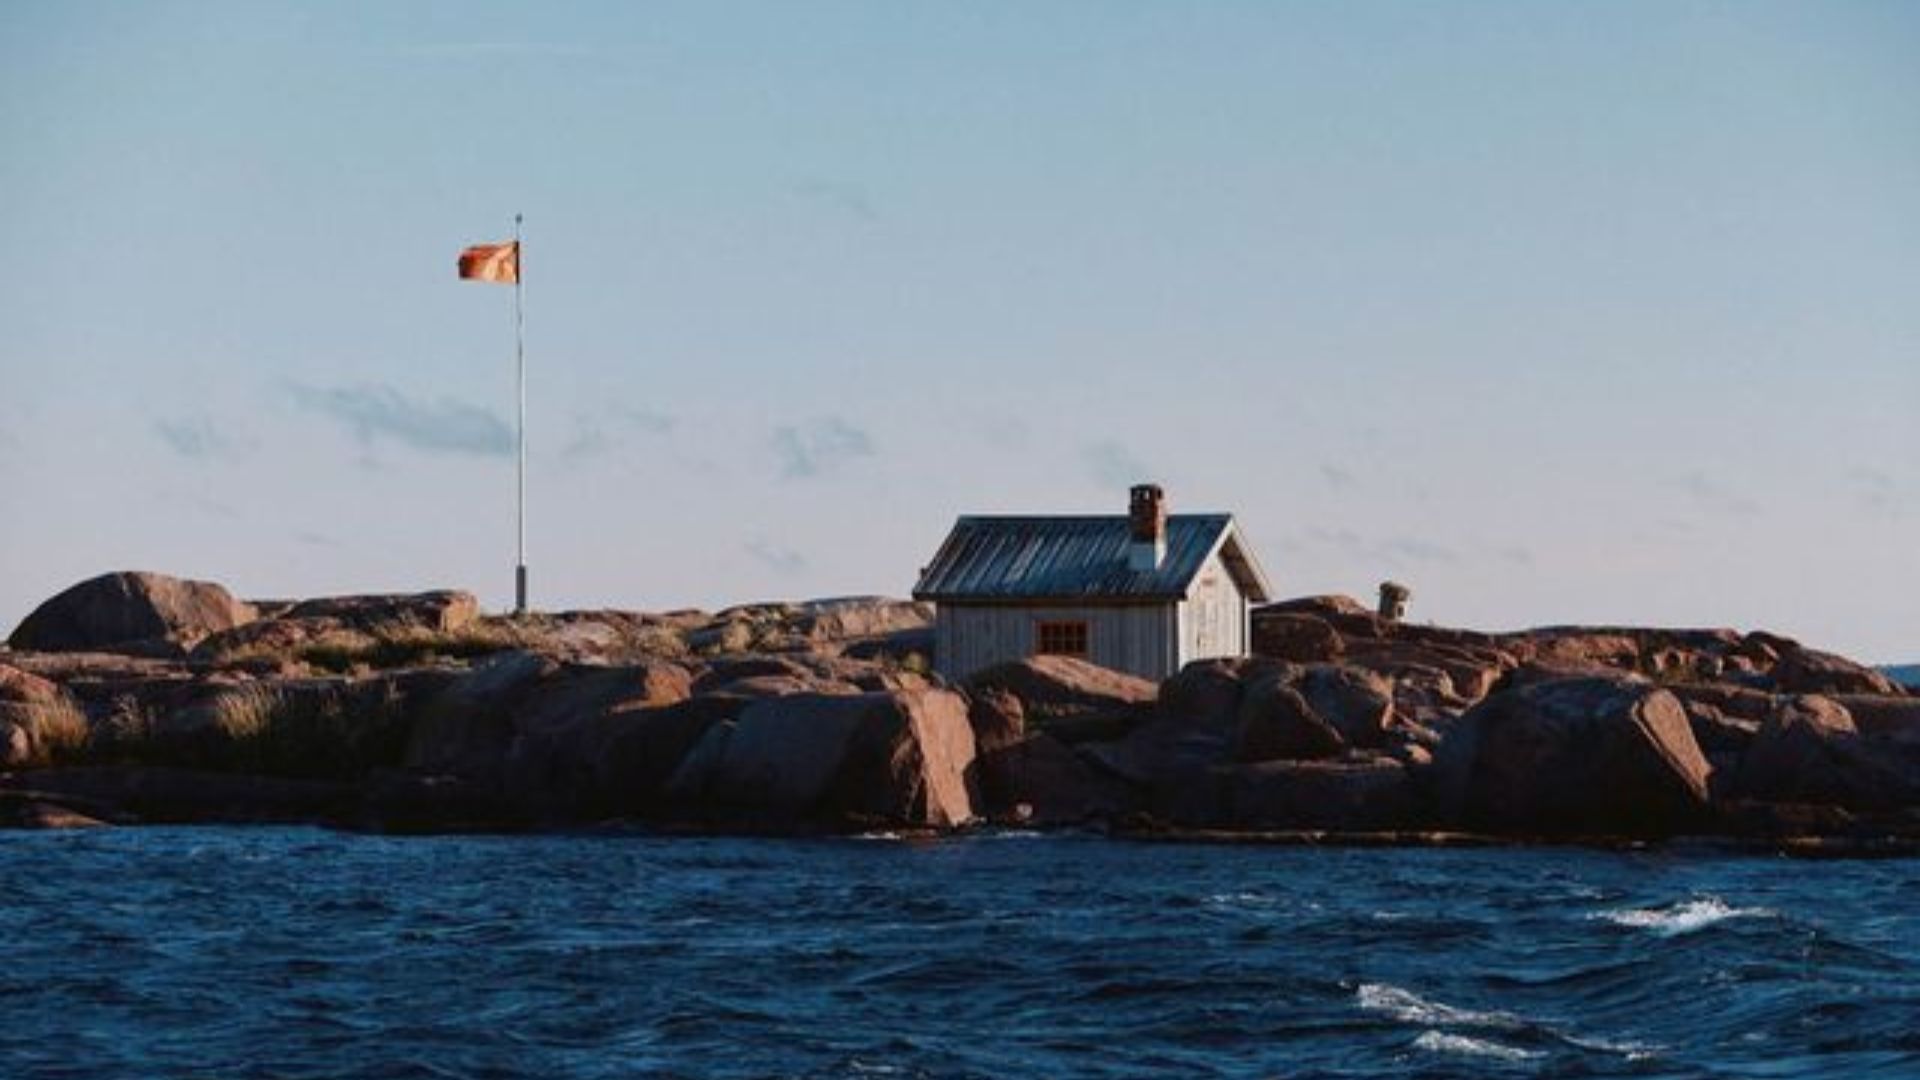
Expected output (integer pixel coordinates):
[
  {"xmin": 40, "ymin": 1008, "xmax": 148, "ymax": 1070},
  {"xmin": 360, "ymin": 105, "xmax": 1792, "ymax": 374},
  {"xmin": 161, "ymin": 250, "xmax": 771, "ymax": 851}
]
[{"xmin": 2, "ymin": 829, "xmax": 1916, "ymax": 1079}]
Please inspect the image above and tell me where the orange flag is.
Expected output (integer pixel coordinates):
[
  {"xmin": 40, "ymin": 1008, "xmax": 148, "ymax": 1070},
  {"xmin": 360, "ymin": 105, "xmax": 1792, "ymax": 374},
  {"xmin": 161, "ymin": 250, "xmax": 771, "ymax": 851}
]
[{"xmin": 457, "ymin": 241, "xmax": 519, "ymax": 284}]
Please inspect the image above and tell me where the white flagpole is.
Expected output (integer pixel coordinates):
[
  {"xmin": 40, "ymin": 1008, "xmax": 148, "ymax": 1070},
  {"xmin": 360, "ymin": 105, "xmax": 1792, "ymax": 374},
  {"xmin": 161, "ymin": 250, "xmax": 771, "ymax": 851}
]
[{"xmin": 514, "ymin": 212, "xmax": 528, "ymax": 616}]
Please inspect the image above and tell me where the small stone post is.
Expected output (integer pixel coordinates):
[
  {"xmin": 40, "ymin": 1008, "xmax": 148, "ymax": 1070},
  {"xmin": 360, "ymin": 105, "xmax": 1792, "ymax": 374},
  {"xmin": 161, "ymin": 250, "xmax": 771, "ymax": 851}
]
[{"xmin": 1378, "ymin": 581, "xmax": 1411, "ymax": 623}]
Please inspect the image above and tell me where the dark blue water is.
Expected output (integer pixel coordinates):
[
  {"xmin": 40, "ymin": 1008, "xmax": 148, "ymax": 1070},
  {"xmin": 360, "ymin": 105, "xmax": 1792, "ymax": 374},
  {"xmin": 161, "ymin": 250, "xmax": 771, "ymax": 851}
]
[{"xmin": 2, "ymin": 830, "xmax": 1916, "ymax": 1079}]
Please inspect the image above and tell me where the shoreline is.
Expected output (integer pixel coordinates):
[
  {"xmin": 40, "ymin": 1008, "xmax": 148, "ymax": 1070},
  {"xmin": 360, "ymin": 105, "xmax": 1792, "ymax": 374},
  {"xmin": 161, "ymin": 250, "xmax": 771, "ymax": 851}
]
[{"xmin": 5, "ymin": 574, "xmax": 1918, "ymax": 852}]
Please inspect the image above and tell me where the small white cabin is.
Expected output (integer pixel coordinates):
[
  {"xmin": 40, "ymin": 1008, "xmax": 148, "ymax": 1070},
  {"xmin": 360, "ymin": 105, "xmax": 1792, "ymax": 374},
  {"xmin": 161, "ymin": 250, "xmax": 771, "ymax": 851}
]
[{"xmin": 911, "ymin": 485, "xmax": 1273, "ymax": 682}]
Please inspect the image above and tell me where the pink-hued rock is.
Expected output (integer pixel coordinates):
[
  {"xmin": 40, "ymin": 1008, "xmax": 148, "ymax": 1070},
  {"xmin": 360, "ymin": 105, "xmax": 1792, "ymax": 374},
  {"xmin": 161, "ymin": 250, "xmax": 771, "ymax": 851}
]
[
  {"xmin": 967, "ymin": 655, "xmax": 1158, "ymax": 722},
  {"xmin": 1771, "ymin": 648, "xmax": 1904, "ymax": 697},
  {"xmin": 1735, "ymin": 695, "xmax": 1919, "ymax": 810},
  {"xmin": 1231, "ymin": 664, "xmax": 1396, "ymax": 762},
  {"xmin": 1453, "ymin": 676, "xmax": 1712, "ymax": 835},
  {"xmin": 686, "ymin": 689, "xmax": 977, "ymax": 827},
  {"xmin": 9, "ymin": 571, "xmax": 255, "ymax": 655}
]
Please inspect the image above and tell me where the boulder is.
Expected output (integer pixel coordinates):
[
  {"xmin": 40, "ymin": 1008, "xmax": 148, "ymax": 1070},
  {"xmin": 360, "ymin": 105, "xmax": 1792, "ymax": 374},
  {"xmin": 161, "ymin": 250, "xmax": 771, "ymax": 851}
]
[
  {"xmin": 967, "ymin": 656, "xmax": 1157, "ymax": 742},
  {"xmin": 497, "ymin": 660, "xmax": 697, "ymax": 812},
  {"xmin": 588, "ymin": 695, "xmax": 746, "ymax": 814},
  {"xmin": 9, "ymin": 571, "xmax": 255, "ymax": 654},
  {"xmin": 1225, "ymin": 758, "xmax": 1421, "ymax": 830},
  {"xmin": 1333, "ymin": 640, "xmax": 1510, "ymax": 710},
  {"xmin": 1158, "ymin": 658, "xmax": 1258, "ymax": 732},
  {"xmin": 692, "ymin": 655, "xmax": 815, "ymax": 693},
  {"xmin": 1734, "ymin": 696, "xmax": 1918, "ymax": 811},
  {"xmin": 1234, "ymin": 676, "xmax": 1344, "ymax": 762},
  {"xmin": 405, "ymin": 651, "xmax": 557, "ymax": 780},
  {"xmin": 1250, "ymin": 613, "xmax": 1344, "ymax": 663},
  {"xmin": 1772, "ymin": 648, "xmax": 1903, "ymax": 697},
  {"xmin": 1298, "ymin": 665, "xmax": 1395, "ymax": 748},
  {"xmin": 785, "ymin": 597, "xmax": 933, "ymax": 642},
  {"xmin": 279, "ymin": 591, "xmax": 479, "ymax": 634},
  {"xmin": 689, "ymin": 689, "xmax": 977, "ymax": 827},
  {"xmin": 840, "ymin": 627, "xmax": 936, "ymax": 666},
  {"xmin": 971, "ymin": 732, "xmax": 1136, "ymax": 825},
  {"xmin": 966, "ymin": 686, "xmax": 1027, "ymax": 755},
  {"xmin": 1453, "ymin": 676, "xmax": 1712, "ymax": 836},
  {"xmin": 1835, "ymin": 695, "xmax": 1920, "ymax": 748},
  {"xmin": 698, "ymin": 674, "xmax": 863, "ymax": 699},
  {"xmin": 1230, "ymin": 664, "xmax": 1394, "ymax": 762}
]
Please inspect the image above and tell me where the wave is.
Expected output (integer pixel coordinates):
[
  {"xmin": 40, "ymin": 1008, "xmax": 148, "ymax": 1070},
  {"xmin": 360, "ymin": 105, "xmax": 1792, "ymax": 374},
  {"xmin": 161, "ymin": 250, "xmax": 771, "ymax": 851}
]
[
  {"xmin": 1562, "ymin": 1032, "xmax": 1662, "ymax": 1061},
  {"xmin": 1593, "ymin": 897, "xmax": 1774, "ymax": 937},
  {"xmin": 1413, "ymin": 1030, "xmax": 1545, "ymax": 1062},
  {"xmin": 1204, "ymin": 891, "xmax": 1279, "ymax": 909},
  {"xmin": 1361, "ymin": 983, "xmax": 1661, "ymax": 1063},
  {"xmin": 1355, "ymin": 983, "xmax": 1522, "ymax": 1030}
]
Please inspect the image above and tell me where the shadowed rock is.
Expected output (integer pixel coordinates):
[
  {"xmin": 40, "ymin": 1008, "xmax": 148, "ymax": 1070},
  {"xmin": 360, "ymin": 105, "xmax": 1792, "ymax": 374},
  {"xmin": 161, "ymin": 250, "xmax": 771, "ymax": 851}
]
[
  {"xmin": 1451, "ymin": 676, "xmax": 1712, "ymax": 836},
  {"xmin": 1225, "ymin": 758, "xmax": 1420, "ymax": 831},
  {"xmin": 1734, "ymin": 696, "xmax": 1919, "ymax": 811},
  {"xmin": 672, "ymin": 690, "xmax": 977, "ymax": 828}
]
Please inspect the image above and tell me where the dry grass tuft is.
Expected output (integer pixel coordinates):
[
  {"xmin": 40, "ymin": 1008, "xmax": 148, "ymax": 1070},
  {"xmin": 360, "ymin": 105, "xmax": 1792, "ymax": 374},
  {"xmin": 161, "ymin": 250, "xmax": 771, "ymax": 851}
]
[{"xmin": 5, "ymin": 692, "xmax": 92, "ymax": 765}]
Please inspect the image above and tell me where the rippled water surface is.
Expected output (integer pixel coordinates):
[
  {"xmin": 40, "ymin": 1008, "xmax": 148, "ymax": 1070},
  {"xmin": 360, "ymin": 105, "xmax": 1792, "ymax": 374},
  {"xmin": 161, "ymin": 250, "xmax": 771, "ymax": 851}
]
[{"xmin": 3, "ymin": 829, "xmax": 1917, "ymax": 1078}]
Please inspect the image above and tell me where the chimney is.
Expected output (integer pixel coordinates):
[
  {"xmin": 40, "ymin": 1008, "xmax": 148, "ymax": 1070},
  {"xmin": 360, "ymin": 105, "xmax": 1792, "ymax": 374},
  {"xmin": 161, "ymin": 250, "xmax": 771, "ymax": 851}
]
[
  {"xmin": 1128, "ymin": 483, "xmax": 1167, "ymax": 572},
  {"xmin": 1378, "ymin": 581, "xmax": 1411, "ymax": 622}
]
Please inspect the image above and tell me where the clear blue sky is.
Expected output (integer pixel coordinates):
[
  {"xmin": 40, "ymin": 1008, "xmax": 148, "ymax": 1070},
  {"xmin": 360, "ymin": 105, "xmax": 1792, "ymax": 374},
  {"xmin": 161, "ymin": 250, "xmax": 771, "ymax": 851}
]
[{"xmin": 2, "ymin": 2, "xmax": 1915, "ymax": 660}]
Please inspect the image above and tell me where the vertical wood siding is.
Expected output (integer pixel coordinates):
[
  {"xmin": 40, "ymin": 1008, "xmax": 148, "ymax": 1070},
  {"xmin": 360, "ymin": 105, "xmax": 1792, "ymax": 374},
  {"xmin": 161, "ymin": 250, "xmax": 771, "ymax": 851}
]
[
  {"xmin": 1181, "ymin": 550, "xmax": 1248, "ymax": 664},
  {"xmin": 935, "ymin": 603, "xmax": 1180, "ymax": 682}
]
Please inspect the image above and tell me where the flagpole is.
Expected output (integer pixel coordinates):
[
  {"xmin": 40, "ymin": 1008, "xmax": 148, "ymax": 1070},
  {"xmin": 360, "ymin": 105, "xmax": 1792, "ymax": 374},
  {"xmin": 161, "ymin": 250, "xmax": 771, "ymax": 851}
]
[{"xmin": 514, "ymin": 212, "xmax": 528, "ymax": 616}]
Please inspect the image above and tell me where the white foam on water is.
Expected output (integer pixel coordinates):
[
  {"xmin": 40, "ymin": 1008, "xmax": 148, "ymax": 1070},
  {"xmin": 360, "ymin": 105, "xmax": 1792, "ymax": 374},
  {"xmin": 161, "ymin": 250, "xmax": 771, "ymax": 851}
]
[
  {"xmin": 1413, "ymin": 1030, "xmax": 1545, "ymax": 1062},
  {"xmin": 1204, "ymin": 890, "xmax": 1277, "ymax": 908},
  {"xmin": 1356, "ymin": 983, "xmax": 1523, "ymax": 1031},
  {"xmin": 1593, "ymin": 897, "xmax": 1773, "ymax": 937},
  {"xmin": 1563, "ymin": 1033, "xmax": 1663, "ymax": 1061}
]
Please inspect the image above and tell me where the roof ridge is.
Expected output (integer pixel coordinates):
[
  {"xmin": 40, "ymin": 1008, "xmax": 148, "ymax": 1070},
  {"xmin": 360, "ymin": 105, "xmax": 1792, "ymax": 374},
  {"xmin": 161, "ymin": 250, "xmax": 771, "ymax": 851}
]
[{"xmin": 913, "ymin": 514, "xmax": 1249, "ymax": 601}]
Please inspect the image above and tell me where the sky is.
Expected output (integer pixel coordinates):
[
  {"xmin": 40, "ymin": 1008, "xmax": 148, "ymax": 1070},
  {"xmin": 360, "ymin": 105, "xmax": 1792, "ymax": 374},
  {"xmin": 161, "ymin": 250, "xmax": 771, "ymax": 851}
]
[{"xmin": 1, "ymin": 1, "xmax": 1915, "ymax": 661}]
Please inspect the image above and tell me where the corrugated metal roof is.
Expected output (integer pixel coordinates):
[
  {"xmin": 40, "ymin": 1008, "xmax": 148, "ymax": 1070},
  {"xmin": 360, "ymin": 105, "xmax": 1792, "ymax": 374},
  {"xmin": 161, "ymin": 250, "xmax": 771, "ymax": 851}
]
[{"xmin": 913, "ymin": 514, "xmax": 1269, "ymax": 602}]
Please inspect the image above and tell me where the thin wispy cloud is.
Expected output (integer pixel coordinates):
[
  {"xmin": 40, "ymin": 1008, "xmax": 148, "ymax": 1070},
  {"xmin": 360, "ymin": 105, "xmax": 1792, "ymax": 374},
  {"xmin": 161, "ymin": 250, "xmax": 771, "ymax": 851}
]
[
  {"xmin": 562, "ymin": 407, "xmax": 677, "ymax": 461},
  {"xmin": 1381, "ymin": 536, "xmax": 1461, "ymax": 565},
  {"xmin": 1846, "ymin": 466, "xmax": 1904, "ymax": 517},
  {"xmin": 154, "ymin": 414, "xmax": 253, "ymax": 462},
  {"xmin": 1082, "ymin": 440, "xmax": 1152, "ymax": 489},
  {"xmin": 792, "ymin": 178, "xmax": 878, "ymax": 222},
  {"xmin": 744, "ymin": 539, "xmax": 807, "ymax": 575},
  {"xmin": 289, "ymin": 382, "xmax": 513, "ymax": 458},
  {"xmin": 773, "ymin": 417, "xmax": 874, "ymax": 479},
  {"xmin": 1296, "ymin": 526, "xmax": 1464, "ymax": 568},
  {"xmin": 1320, "ymin": 463, "xmax": 1357, "ymax": 490},
  {"xmin": 1673, "ymin": 471, "xmax": 1762, "ymax": 519}
]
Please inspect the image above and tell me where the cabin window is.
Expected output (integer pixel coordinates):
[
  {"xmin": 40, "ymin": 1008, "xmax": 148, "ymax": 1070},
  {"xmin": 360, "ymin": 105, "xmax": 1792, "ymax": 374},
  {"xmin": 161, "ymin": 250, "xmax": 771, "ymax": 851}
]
[{"xmin": 1035, "ymin": 620, "xmax": 1089, "ymax": 658}]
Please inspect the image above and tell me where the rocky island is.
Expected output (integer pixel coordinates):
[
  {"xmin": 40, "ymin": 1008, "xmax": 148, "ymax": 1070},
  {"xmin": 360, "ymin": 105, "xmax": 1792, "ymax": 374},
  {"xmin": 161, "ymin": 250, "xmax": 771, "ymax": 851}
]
[{"xmin": 3, "ymin": 571, "xmax": 1916, "ymax": 852}]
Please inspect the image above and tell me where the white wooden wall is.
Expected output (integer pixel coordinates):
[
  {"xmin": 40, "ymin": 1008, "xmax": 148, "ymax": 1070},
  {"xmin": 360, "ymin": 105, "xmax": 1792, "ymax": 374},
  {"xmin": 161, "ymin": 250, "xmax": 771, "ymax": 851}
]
[
  {"xmin": 1179, "ymin": 549, "xmax": 1249, "ymax": 664},
  {"xmin": 934, "ymin": 602, "xmax": 1180, "ymax": 682}
]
